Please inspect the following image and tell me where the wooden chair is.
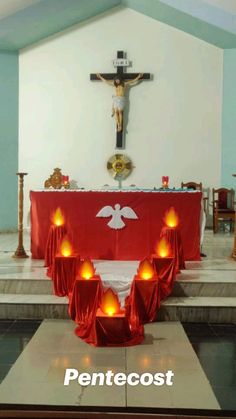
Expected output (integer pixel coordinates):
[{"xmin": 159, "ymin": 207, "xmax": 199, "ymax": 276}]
[
  {"xmin": 181, "ymin": 181, "xmax": 202, "ymax": 191},
  {"xmin": 181, "ymin": 181, "xmax": 208, "ymax": 212},
  {"xmin": 212, "ymin": 188, "xmax": 235, "ymax": 233}
]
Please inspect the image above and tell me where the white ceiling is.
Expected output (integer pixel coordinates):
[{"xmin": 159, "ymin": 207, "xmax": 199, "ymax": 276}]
[
  {"xmin": 0, "ymin": 0, "xmax": 40, "ymax": 19},
  {"xmin": 203, "ymin": 0, "xmax": 236, "ymax": 14}
]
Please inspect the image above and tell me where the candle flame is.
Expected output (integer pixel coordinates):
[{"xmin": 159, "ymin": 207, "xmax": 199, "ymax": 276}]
[
  {"xmin": 138, "ymin": 258, "xmax": 155, "ymax": 280},
  {"xmin": 52, "ymin": 207, "xmax": 64, "ymax": 226},
  {"xmin": 156, "ymin": 237, "xmax": 171, "ymax": 258},
  {"xmin": 101, "ymin": 288, "xmax": 120, "ymax": 316},
  {"xmin": 162, "ymin": 176, "xmax": 169, "ymax": 187},
  {"xmin": 164, "ymin": 207, "xmax": 179, "ymax": 228},
  {"xmin": 79, "ymin": 259, "xmax": 95, "ymax": 280},
  {"xmin": 60, "ymin": 237, "xmax": 72, "ymax": 257}
]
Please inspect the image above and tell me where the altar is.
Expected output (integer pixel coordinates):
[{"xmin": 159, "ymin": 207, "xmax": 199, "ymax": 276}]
[{"xmin": 30, "ymin": 190, "xmax": 201, "ymax": 261}]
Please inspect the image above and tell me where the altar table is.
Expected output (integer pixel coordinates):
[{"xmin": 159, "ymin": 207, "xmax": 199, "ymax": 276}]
[{"xmin": 30, "ymin": 190, "xmax": 201, "ymax": 261}]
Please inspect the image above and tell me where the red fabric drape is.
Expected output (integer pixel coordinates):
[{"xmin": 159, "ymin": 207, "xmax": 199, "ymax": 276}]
[
  {"xmin": 75, "ymin": 308, "xmax": 144, "ymax": 347},
  {"xmin": 51, "ymin": 255, "xmax": 80, "ymax": 297},
  {"xmin": 152, "ymin": 256, "xmax": 176, "ymax": 300},
  {"xmin": 30, "ymin": 191, "xmax": 201, "ymax": 261},
  {"xmin": 68, "ymin": 276, "xmax": 102, "ymax": 327},
  {"xmin": 160, "ymin": 227, "xmax": 185, "ymax": 273},
  {"xmin": 44, "ymin": 224, "xmax": 67, "ymax": 268},
  {"xmin": 126, "ymin": 276, "xmax": 160, "ymax": 329}
]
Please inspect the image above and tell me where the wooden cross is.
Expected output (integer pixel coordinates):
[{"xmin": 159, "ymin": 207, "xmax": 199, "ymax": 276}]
[{"xmin": 90, "ymin": 51, "xmax": 151, "ymax": 149}]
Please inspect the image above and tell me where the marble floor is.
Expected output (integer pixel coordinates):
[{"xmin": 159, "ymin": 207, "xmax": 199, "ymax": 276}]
[
  {"xmin": 183, "ymin": 322, "xmax": 236, "ymax": 411},
  {"xmin": 0, "ymin": 320, "xmax": 220, "ymax": 409}
]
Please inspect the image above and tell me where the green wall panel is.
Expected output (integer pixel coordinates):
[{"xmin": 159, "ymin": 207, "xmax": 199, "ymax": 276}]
[
  {"xmin": 221, "ymin": 49, "xmax": 236, "ymax": 189},
  {"xmin": 0, "ymin": 52, "xmax": 18, "ymax": 231}
]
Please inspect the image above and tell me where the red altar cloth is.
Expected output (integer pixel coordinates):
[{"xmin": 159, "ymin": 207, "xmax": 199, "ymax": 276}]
[
  {"xmin": 126, "ymin": 276, "xmax": 160, "ymax": 329},
  {"xmin": 152, "ymin": 256, "xmax": 175, "ymax": 299},
  {"xmin": 75, "ymin": 308, "xmax": 144, "ymax": 347},
  {"xmin": 68, "ymin": 276, "xmax": 102, "ymax": 326},
  {"xmin": 45, "ymin": 224, "xmax": 67, "ymax": 267},
  {"xmin": 160, "ymin": 227, "xmax": 185, "ymax": 273},
  {"xmin": 30, "ymin": 190, "xmax": 201, "ymax": 261},
  {"xmin": 51, "ymin": 255, "xmax": 79, "ymax": 297}
]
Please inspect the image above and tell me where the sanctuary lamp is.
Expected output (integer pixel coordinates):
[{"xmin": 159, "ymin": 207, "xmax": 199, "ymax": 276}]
[{"xmin": 162, "ymin": 176, "xmax": 169, "ymax": 189}]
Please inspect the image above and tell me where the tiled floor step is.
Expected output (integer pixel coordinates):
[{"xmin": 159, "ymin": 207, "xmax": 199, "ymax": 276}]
[
  {"xmin": 0, "ymin": 294, "xmax": 235, "ymax": 323},
  {"xmin": 173, "ymin": 280, "xmax": 236, "ymax": 297},
  {"xmin": 159, "ymin": 296, "xmax": 236, "ymax": 323},
  {"xmin": 1, "ymin": 277, "xmax": 236, "ymax": 297},
  {"xmin": 0, "ymin": 279, "xmax": 53, "ymax": 294}
]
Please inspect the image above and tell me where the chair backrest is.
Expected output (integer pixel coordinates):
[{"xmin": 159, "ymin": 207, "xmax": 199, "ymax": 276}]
[
  {"xmin": 212, "ymin": 188, "xmax": 234, "ymax": 210},
  {"xmin": 181, "ymin": 181, "xmax": 202, "ymax": 191}
]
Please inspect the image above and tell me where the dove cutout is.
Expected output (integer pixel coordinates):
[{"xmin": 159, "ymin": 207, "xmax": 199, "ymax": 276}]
[{"xmin": 96, "ymin": 203, "xmax": 138, "ymax": 229}]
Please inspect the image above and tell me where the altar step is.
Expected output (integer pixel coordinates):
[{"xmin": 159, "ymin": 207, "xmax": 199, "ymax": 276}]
[
  {"xmin": 0, "ymin": 294, "xmax": 235, "ymax": 323},
  {"xmin": 1, "ymin": 277, "xmax": 236, "ymax": 297}
]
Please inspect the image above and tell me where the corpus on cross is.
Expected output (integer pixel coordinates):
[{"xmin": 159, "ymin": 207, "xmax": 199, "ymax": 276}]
[{"xmin": 90, "ymin": 51, "xmax": 151, "ymax": 149}]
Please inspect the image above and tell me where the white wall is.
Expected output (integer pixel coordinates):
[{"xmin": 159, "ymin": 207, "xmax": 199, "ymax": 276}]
[{"xmin": 19, "ymin": 7, "xmax": 223, "ymax": 222}]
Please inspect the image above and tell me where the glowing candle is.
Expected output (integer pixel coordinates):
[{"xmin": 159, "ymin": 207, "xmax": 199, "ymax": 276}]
[
  {"xmin": 60, "ymin": 237, "xmax": 73, "ymax": 257},
  {"xmin": 62, "ymin": 175, "xmax": 69, "ymax": 186},
  {"xmin": 52, "ymin": 207, "xmax": 65, "ymax": 226},
  {"xmin": 79, "ymin": 259, "xmax": 95, "ymax": 280},
  {"xmin": 163, "ymin": 207, "xmax": 179, "ymax": 228},
  {"xmin": 156, "ymin": 237, "xmax": 171, "ymax": 258},
  {"xmin": 100, "ymin": 288, "xmax": 120, "ymax": 316},
  {"xmin": 162, "ymin": 176, "xmax": 169, "ymax": 188},
  {"xmin": 137, "ymin": 258, "xmax": 155, "ymax": 280}
]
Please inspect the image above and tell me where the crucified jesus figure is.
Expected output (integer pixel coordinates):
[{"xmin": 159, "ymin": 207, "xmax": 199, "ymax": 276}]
[{"xmin": 96, "ymin": 73, "xmax": 143, "ymax": 132}]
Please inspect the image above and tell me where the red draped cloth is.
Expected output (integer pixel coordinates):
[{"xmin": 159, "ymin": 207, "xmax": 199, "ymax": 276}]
[
  {"xmin": 68, "ymin": 276, "xmax": 102, "ymax": 328},
  {"xmin": 30, "ymin": 191, "xmax": 201, "ymax": 261},
  {"xmin": 51, "ymin": 255, "xmax": 79, "ymax": 297},
  {"xmin": 75, "ymin": 308, "xmax": 144, "ymax": 347},
  {"xmin": 152, "ymin": 256, "xmax": 175, "ymax": 300},
  {"xmin": 160, "ymin": 227, "xmax": 185, "ymax": 273},
  {"xmin": 45, "ymin": 224, "xmax": 67, "ymax": 268},
  {"xmin": 126, "ymin": 276, "xmax": 160, "ymax": 329}
]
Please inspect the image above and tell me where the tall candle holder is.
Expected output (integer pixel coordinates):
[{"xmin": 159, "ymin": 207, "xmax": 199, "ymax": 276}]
[{"xmin": 13, "ymin": 173, "xmax": 28, "ymax": 258}]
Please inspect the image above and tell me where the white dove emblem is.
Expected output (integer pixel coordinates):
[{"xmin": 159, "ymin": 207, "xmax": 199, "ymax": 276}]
[{"xmin": 96, "ymin": 203, "xmax": 138, "ymax": 229}]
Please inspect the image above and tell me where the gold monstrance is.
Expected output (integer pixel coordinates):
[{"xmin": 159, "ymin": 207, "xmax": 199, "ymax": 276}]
[{"xmin": 107, "ymin": 154, "xmax": 133, "ymax": 188}]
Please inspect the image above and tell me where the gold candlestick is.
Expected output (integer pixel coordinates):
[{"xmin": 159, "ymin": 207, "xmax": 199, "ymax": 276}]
[
  {"xmin": 13, "ymin": 172, "xmax": 29, "ymax": 258},
  {"xmin": 232, "ymin": 174, "xmax": 236, "ymax": 260}
]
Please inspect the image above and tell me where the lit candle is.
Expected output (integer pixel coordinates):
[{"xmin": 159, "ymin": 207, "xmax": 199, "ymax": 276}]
[
  {"xmin": 137, "ymin": 258, "xmax": 155, "ymax": 280},
  {"xmin": 62, "ymin": 175, "xmax": 69, "ymax": 187},
  {"xmin": 152, "ymin": 237, "xmax": 175, "ymax": 299},
  {"xmin": 52, "ymin": 207, "xmax": 65, "ymax": 226},
  {"xmin": 78, "ymin": 258, "xmax": 96, "ymax": 280},
  {"xmin": 45, "ymin": 207, "xmax": 67, "ymax": 271},
  {"xmin": 100, "ymin": 288, "xmax": 121, "ymax": 316},
  {"xmin": 155, "ymin": 237, "xmax": 172, "ymax": 258},
  {"xmin": 162, "ymin": 176, "xmax": 169, "ymax": 188},
  {"xmin": 60, "ymin": 237, "xmax": 73, "ymax": 257},
  {"xmin": 69, "ymin": 259, "xmax": 102, "ymax": 324},
  {"xmin": 52, "ymin": 237, "xmax": 79, "ymax": 297},
  {"xmin": 128, "ymin": 258, "xmax": 159, "ymax": 327},
  {"xmin": 92, "ymin": 288, "xmax": 144, "ymax": 346},
  {"xmin": 163, "ymin": 207, "xmax": 179, "ymax": 228}
]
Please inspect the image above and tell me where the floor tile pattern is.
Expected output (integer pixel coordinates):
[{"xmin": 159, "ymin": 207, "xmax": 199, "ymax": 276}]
[{"xmin": 183, "ymin": 322, "xmax": 236, "ymax": 411}]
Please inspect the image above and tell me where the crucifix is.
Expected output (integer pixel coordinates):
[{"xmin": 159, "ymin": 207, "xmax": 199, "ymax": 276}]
[{"xmin": 90, "ymin": 51, "xmax": 151, "ymax": 149}]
